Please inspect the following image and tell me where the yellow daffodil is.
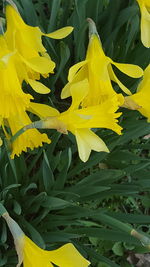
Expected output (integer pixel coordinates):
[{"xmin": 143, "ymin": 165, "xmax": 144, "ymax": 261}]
[
  {"xmin": 0, "ymin": 204, "xmax": 90, "ymax": 267},
  {"xmin": 136, "ymin": 0, "xmax": 150, "ymax": 48},
  {"xmin": 124, "ymin": 64, "xmax": 150, "ymax": 121},
  {"xmin": 20, "ymin": 79, "xmax": 123, "ymax": 162},
  {"xmin": 61, "ymin": 19, "xmax": 143, "ymax": 107},
  {"xmin": 0, "ymin": 35, "xmax": 32, "ymax": 118},
  {"xmin": 4, "ymin": 4, "xmax": 73, "ymax": 94}
]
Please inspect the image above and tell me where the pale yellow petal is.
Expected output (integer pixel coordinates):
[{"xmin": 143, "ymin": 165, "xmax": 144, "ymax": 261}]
[
  {"xmin": 75, "ymin": 129, "xmax": 109, "ymax": 162},
  {"xmin": 44, "ymin": 26, "xmax": 73, "ymax": 39},
  {"xmin": 136, "ymin": 0, "xmax": 150, "ymax": 47},
  {"xmin": 111, "ymin": 60, "xmax": 143, "ymax": 78},
  {"xmin": 28, "ymin": 102, "xmax": 60, "ymax": 118},
  {"xmin": 68, "ymin": 60, "xmax": 88, "ymax": 82},
  {"xmin": 23, "ymin": 236, "xmax": 90, "ymax": 267},
  {"xmin": 123, "ymin": 96, "xmax": 141, "ymax": 110},
  {"xmin": 69, "ymin": 79, "xmax": 89, "ymax": 110},
  {"xmin": 47, "ymin": 243, "xmax": 90, "ymax": 267},
  {"xmin": 28, "ymin": 79, "xmax": 50, "ymax": 94},
  {"xmin": 22, "ymin": 56, "xmax": 55, "ymax": 74},
  {"xmin": 108, "ymin": 64, "xmax": 132, "ymax": 95},
  {"xmin": 61, "ymin": 82, "xmax": 72, "ymax": 99}
]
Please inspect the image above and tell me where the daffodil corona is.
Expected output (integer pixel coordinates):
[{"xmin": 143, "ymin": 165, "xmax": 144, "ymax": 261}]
[{"xmin": 0, "ymin": 204, "xmax": 90, "ymax": 267}]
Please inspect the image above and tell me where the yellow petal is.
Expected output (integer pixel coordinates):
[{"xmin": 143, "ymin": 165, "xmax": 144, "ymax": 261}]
[
  {"xmin": 28, "ymin": 79, "xmax": 50, "ymax": 94},
  {"xmin": 44, "ymin": 26, "xmax": 73, "ymax": 39},
  {"xmin": 137, "ymin": 64, "xmax": 150, "ymax": 92},
  {"xmin": 141, "ymin": 6, "xmax": 150, "ymax": 48},
  {"xmin": 23, "ymin": 236, "xmax": 90, "ymax": 267},
  {"xmin": 0, "ymin": 138, "xmax": 3, "ymax": 146},
  {"xmin": 75, "ymin": 129, "xmax": 109, "ymax": 162},
  {"xmin": 61, "ymin": 82, "xmax": 72, "ymax": 99},
  {"xmin": 68, "ymin": 60, "xmax": 88, "ymax": 82},
  {"xmin": 22, "ymin": 56, "xmax": 55, "ymax": 74},
  {"xmin": 111, "ymin": 60, "xmax": 143, "ymax": 78},
  {"xmin": 2, "ymin": 212, "xmax": 24, "ymax": 267},
  {"xmin": 69, "ymin": 79, "xmax": 89, "ymax": 110},
  {"xmin": 108, "ymin": 64, "xmax": 132, "ymax": 95},
  {"xmin": 46, "ymin": 242, "xmax": 90, "ymax": 267},
  {"xmin": 123, "ymin": 96, "xmax": 141, "ymax": 110},
  {"xmin": 28, "ymin": 102, "xmax": 60, "ymax": 118},
  {"xmin": 136, "ymin": 0, "xmax": 150, "ymax": 47},
  {"xmin": 61, "ymin": 62, "xmax": 88, "ymax": 99}
]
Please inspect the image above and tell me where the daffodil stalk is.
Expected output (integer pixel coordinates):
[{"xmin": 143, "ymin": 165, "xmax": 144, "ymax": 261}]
[
  {"xmin": 98, "ymin": 213, "xmax": 150, "ymax": 250},
  {"xmin": 0, "ymin": 203, "xmax": 90, "ymax": 267},
  {"xmin": 10, "ymin": 116, "xmax": 68, "ymax": 144}
]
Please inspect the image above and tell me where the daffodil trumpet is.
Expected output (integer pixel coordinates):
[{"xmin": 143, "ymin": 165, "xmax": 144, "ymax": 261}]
[{"xmin": 0, "ymin": 203, "xmax": 90, "ymax": 267}]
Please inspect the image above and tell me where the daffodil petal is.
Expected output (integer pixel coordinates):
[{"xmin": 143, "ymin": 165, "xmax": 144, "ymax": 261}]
[
  {"xmin": 46, "ymin": 242, "xmax": 90, "ymax": 267},
  {"xmin": 140, "ymin": 5, "xmax": 150, "ymax": 48},
  {"xmin": 28, "ymin": 102, "xmax": 60, "ymax": 118},
  {"xmin": 2, "ymin": 212, "xmax": 24, "ymax": 267},
  {"xmin": 136, "ymin": 0, "xmax": 150, "ymax": 48},
  {"xmin": 69, "ymin": 79, "xmax": 89, "ymax": 110},
  {"xmin": 22, "ymin": 56, "xmax": 55, "ymax": 74},
  {"xmin": 44, "ymin": 26, "xmax": 73, "ymax": 39},
  {"xmin": 28, "ymin": 79, "xmax": 50, "ymax": 94},
  {"xmin": 75, "ymin": 129, "xmax": 109, "ymax": 162},
  {"xmin": 61, "ymin": 82, "xmax": 72, "ymax": 99},
  {"xmin": 0, "ymin": 138, "xmax": 3, "ymax": 146},
  {"xmin": 108, "ymin": 64, "xmax": 132, "ymax": 95},
  {"xmin": 68, "ymin": 60, "xmax": 88, "ymax": 82},
  {"xmin": 111, "ymin": 60, "xmax": 143, "ymax": 78}
]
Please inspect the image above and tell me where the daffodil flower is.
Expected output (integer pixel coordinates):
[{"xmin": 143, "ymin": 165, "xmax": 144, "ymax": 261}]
[
  {"xmin": 123, "ymin": 64, "xmax": 150, "ymax": 121},
  {"xmin": 0, "ymin": 35, "xmax": 33, "ymax": 118},
  {"xmin": 136, "ymin": 0, "xmax": 150, "ymax": 48},
  {"xmin": 12, "ymin": 79, "xmax": 122, "ymax": 162},
  {"xmin": 61, "ymin": 19, "xmax": 143, "ymax": 107},
  {"xmin": 0, "ymin": 204, "xmax": 90, "ymax": 267},
  {"xmin": 4, "ymin": 4, "xmax": 73, "ymax": 94}
]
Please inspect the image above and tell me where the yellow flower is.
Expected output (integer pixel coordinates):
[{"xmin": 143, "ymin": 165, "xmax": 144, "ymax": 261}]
[
  {"xmin": 4, "ymin": 4, "xmax": 73, "ymax": 94},
  {"xmin": 0, "ymin": 35, "xmax": 33, "ymax": 118},
  {"xmin": 124, "ymin": 64, "xmax": 150, "ymax": 121},
  {"xmin": 1, "ymin": 210, "xmax": 90, "ymax": 267},
  {"xmin": 136, "ymin": 0, "xmax": 150, "ymax": 48},
  {"xmin": 27, "ymin": 80, "xmax": 122, "ymax": 162},
  {"xmin": 61, "ymin": 19, "xmax": 143, "ymax": 106}
]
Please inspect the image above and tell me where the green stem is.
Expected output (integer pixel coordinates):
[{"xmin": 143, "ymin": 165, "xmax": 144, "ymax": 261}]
[
  {"xmin": 0, "ymin": 203, "xmax": 7, "ymax": 216},
  {"xmin": 87, "ymin": 18, "xmax": 102, "ymax": 45},
  {"xmin": 100, "ymin": 213, "xmax": 150, "ymax": 249},
  {"xmin": 10, "ymin": 119, "xmax": 44, "ymax": 143},
  {"xmin": 87, "ymin": 18, "xmax": 98, "ymax": 37}
]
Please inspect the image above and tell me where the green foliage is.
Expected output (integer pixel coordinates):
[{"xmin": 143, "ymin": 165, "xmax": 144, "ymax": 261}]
[{"xmin": 0, "ymin": 0, "xmax": 150, "ymax": 266}]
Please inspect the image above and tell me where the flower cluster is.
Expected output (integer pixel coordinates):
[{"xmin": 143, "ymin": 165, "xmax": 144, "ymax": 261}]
[
  {"xmin": 0, "ymin": 2, "xmax": 149, "ymax": 164},
  {"xmin": 0, "ymin": 2, "xmax": 149, "ymax": 266},
  {"xmin": 0, "ymin": 4, "xmax": 73, "ymax": 158}
]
